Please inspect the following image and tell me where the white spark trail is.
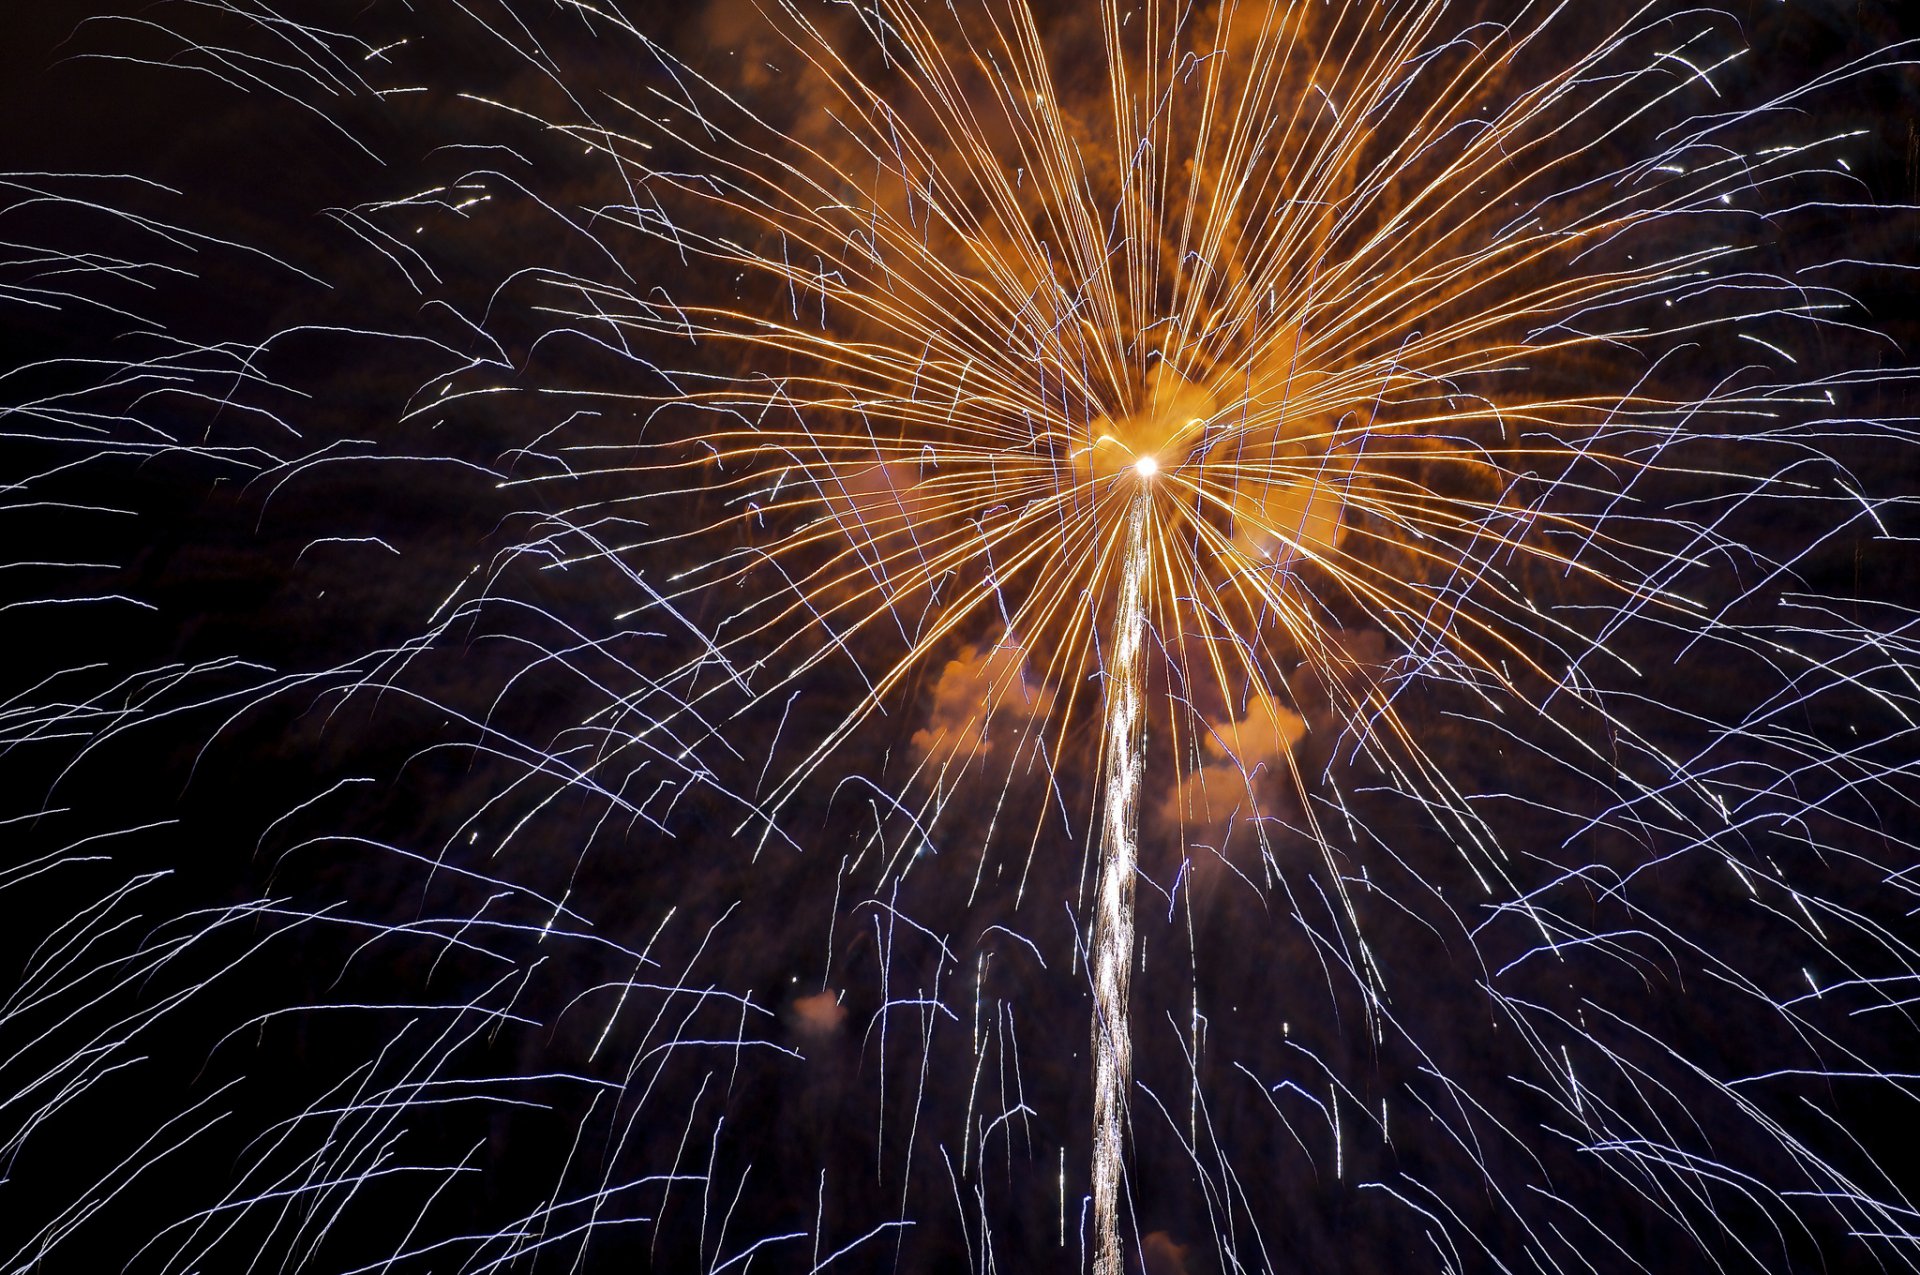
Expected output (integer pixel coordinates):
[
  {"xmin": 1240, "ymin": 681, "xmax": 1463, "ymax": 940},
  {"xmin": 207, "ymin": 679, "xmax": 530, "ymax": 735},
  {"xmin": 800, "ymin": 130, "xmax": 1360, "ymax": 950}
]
[{"xmin": 1091, "ymin": 482, "xmax": 1150, "ymax": 1275}]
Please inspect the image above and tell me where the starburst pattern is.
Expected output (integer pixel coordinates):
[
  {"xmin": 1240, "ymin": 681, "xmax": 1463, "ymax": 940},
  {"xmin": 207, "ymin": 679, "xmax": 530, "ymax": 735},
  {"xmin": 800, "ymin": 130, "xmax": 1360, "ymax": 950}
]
[{"xmin": 2, "ymin": 1, "xmax": 1918, "ymax": 1272}]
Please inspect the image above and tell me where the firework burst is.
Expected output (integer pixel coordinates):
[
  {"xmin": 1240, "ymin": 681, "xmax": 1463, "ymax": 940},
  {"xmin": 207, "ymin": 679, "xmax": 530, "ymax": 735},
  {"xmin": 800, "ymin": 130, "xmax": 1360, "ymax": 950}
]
[{"xmin": 3, "ymin": 1, "xmax": 1918, "ymax": 1272}]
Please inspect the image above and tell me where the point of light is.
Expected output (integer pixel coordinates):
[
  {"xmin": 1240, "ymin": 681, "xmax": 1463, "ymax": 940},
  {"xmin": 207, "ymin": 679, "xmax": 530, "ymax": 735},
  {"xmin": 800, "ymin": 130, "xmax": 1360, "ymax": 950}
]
[{"xmin": 1134, "ymin": 454, "xmax": 1158, "ymax": 478}]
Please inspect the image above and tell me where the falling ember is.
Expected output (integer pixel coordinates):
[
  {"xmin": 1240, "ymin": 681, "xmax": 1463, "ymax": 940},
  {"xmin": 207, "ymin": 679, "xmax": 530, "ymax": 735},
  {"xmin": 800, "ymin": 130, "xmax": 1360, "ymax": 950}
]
[{"xmin": 2, "ymin": 1, "xmax": 1918, "ymax": 1273}]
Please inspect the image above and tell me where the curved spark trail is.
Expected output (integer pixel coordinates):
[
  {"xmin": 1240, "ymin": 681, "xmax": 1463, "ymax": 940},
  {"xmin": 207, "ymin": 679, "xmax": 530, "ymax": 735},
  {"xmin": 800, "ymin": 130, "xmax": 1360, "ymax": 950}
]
[{"xmin": 2, "ymin": 2, "xmax": 1919, "ymax": 1273}]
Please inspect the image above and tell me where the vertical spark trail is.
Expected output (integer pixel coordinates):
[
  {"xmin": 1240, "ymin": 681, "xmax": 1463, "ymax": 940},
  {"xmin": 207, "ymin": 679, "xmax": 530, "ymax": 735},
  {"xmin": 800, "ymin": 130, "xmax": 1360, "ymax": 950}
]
[{"xmin": 1092, "ymin": 482, "xmax": 1151, "ymax": 1275}]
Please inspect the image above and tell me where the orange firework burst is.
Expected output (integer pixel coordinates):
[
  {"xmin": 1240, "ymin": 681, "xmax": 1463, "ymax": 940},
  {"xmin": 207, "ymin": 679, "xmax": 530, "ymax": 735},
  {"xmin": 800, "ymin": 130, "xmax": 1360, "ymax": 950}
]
[
  {"xmin": 570, "ymin": 0, "xmax": 1731, "ymax": 839},
  {"xmin": 490, "ymin": 3, "xmax": 1831, "ymax": 1264},
  {"xmin": 5, "ymin": 0, "xmax": 1914, "ymax": 1271}
]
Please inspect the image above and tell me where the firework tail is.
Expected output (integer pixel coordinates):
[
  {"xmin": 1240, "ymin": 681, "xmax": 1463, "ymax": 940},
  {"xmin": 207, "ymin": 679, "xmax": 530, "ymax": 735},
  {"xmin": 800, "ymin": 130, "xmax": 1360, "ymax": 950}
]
[{"xmin": 1092, "ymin": 481, "xmax": 1151, "ymax": 1275}]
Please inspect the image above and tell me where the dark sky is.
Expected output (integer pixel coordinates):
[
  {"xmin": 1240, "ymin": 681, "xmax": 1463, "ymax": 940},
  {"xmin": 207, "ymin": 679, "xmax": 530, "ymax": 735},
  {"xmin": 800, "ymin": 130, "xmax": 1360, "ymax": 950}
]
[{"xmin": 4, "ymin": 3, "xmax": 1920, "ymax": 1274}]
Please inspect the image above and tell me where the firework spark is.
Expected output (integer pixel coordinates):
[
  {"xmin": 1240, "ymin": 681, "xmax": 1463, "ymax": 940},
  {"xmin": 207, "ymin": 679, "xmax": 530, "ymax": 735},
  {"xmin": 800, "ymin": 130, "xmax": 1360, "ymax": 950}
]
[
  {"xmin": 1092, "ymin": 483, "xmax": 1150, "ymax": 1275},
  {"xmin": 2, "ymin": 1, "xmax": 1918, "ymax": 1273}
]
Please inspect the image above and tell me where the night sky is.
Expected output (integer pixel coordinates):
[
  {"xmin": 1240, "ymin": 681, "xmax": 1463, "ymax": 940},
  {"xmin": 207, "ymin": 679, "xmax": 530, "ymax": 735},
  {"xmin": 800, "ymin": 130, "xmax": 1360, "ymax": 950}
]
[{"xmin": 5, "ymin": 2, "xmax": 1920, "ymax": 1273}]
